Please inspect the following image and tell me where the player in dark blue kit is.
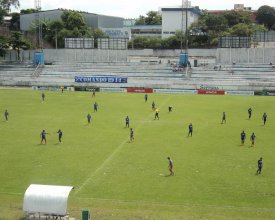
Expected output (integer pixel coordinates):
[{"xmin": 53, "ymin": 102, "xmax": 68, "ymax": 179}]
[
  {"xmin": 221, "ymin": 112, "xmax": 226, "ymax": 124},
  {"xmin": 152, "ymin": 101, "xmax": 155, "ymax": 111},
  {"xmin": 94, "ymin": 102, "xmax": 98, "ymax": 112},
  {"xmin": 262, "ymin": 112, "xmax": 267, "ymax": 125},
  {"xmin": 145, "ymin": 94, "xmax": 148, "ymax": 102},
  {"xmin": 40, "ymin": 130, "xmax": 48, "ymax": 144},
  {"xmin": 125, "ymin": 116, "xmax": 130, "ymax": 128},
  {"xmin": 248, "ymin": 107, "xmax": 252, "ymax": 119},
  {"xmin": 256, "ymin": 157, "xmax": 263, "ymax": 175},
  {"xmin": 130, "ymin": 128, "xmax": 134, "ymax": 142},
  {"xmin": 42, "ymin": 92, "xmax": 45, "ymax": 102},
  {"xmin": 188, "ymin": 123, "xmax": 193, "ymax": 137},
  {"xmin": 87, "ymin": 113, "xmax": 91, "ymax": 124},
  {"xmin": 241, "ymin": 130, "xmax": 246, "ymax": 145},
  {"xmin": 4, "ymin": 109, "xmax": 8, "ymax": 121},
  {"xmin": 167, "ymin": 157, "xmax": 174, "ymax": 176},
  {"xmin": 250, "ymin": 132, "xmax": 256, "ymax": 146},
  {"xmin": 57, "ymin": 129, "xmax": 63, "ymax": 143}
]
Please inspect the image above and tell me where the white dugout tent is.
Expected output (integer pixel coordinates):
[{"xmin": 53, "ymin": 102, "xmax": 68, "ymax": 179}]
[{"xmin": 23, "ymin": 184, "xmax": 74, "ymax": 217}]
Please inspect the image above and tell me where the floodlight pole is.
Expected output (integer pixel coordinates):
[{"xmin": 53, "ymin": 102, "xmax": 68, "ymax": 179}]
[
  {"xmin": 185, "ymin": 1, "xmax": 189, "ymax": 77},
  {"xmin": 180, "ymin": 0, "xmax": 184, "ymax": 53}
]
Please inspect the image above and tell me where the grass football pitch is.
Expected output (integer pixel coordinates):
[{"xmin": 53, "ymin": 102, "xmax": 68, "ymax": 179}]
[{"xmin": 0, "ymin": 89, "xmax": 275, "ymax": 220}]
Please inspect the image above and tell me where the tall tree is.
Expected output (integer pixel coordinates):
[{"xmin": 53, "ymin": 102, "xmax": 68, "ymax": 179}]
[
  {"xmin": 61, "ymin": 10, "xmax": 86, "ymax": 30},
  {"xmin": 256, "ymin": 5, "xmax": 275, "ymax": 30},
  {"xmin": 9, "ymin": 31, "xmax": 32, "ymax": 60},
  {"xmin": 223, "ymin": 10, "xmax": 251, "ymax": 27},
  {"xmin": 0, "ymin": 0, "xmax": 20, "ymax": 11},
  {"xmin": 135, "ymin": 11, "xmax": 161, "ymax": 25},
  {"xmin": 0, "ymin": 35, "xmax": 8, "ymax": 57}
]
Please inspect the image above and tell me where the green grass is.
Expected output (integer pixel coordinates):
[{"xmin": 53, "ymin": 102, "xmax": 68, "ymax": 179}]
[{"xmin": 0, "ymin": 89, "xmax": 275, "ymax": 220}]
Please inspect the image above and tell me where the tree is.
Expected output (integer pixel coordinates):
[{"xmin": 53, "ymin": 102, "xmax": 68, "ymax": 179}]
[
  {"xmin": 61, "ymin": 10, "xmax": 86, "ymax": 30},
  {"xmin": 9, "ymin": 12, "xmax": 20, "ymax": 30},
  {"xmin": 9, "ymin": 31, "xmax": 32, "ymax": 60},
  {"xmin": 135, "ymin": 11, "xmax": 161, "ymax": 25},
  {"xmin": 135, "ymin": 16, "xmax": 146, "ymax": 25},
  {"xmin": 0, "ymin": 35, "xmax": 9, "ymax": 57},
  {"xmin": 256, "ymin": 5, "xmax": 275, "ymax": 30},
  {"xmin": 204, "ymin": 14, "xmax": 228, "ymax": 32},
  {"xmin": 0, "ymin": 0, "xmax": 20, "ymax": 11},
  {"xmin": 223, "ymin": 10, "xmax": 251, "ymax": 27},
  {"xmin": 145, "ymin": 11, "xmax": 162, "ymax": 25}
]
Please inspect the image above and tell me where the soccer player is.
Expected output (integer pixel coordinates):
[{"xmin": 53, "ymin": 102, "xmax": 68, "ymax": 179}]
[
  {"xmin": 241, "ymin": 130, "xmax": 246, "ymax": 145},
  {"xmin": 248, "ymin": 107, "xmax": 252, "ymax": 119},
  {"xmin": 57, "ymin": 129, "xmax": 63, "ymax": 143},
  {"xmin": 144, "ymin": 94, "xmax": 148, "ymax": 102},
  {"xmin": 154, "ymin": 108, "xmax": 160, "ymax": 120},
  {"xmin": 188, "ymin": 123, "xmax": 193, "ymax": 137},
  {"xmin": 250, "ymin": 132, "xmax": 256, "ymax": 146},
  {"xmin": 168, "ymin": 106, "xmax": 173, "ymax": 112},
  {"xmin": 40, "ymin": 130, "xmax": 48, "ymax": 144},
  {"xmin": 152, "ymin": 101, "xmax": 155, "ymax": 111},
  {"xmin": 256, "ymin": 157, "xmax": 263, "ymax": 175},
  {"xmin": 94, "ymin": 102, "xmax": 98, "ymax": 112},
  {"xmin": 130, "ymin": 128, "xmax": 134, "ymax": 142},
  {"xmin": 87, "ymin": 113, "xmax": 91, "ymax": 124},
  {"xmin": 167, "ymin": 157, "xmax": 174, "ymax": 176},
  {"xmin": 125, "ymin": 116, "xmax": 130, "ymax": 128},
  {"xmin": 221, "ymin": 112, "xmax": 226, "ymax": 124},
  {"xmin": 262, "ymin": 112, "xmax": 267, "ymax": 125},
  {"xmin": 92, "ymin": 89, "xmax": 96, "ymax": 97},
  {"xmin": 42, "ymin": 92, "xmax": 45, "ymax": 101},
  {"xmin": 4, "ymin": 109, "xmax": 8, "ymax": 121},
  {"xmin": 61, "ymin": 86, "xmax": 64, "ymax": 93}
]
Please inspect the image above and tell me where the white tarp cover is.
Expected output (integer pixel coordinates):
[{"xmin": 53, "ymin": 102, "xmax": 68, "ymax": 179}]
[{"xmin": 23, "ymin": 184, "xmax": 73, "ymax": 215}]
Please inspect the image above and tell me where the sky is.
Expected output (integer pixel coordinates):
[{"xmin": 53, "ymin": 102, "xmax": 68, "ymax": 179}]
[{"xmin": 13, "ymin": 0, "xmax": 275, "ymax": 18}]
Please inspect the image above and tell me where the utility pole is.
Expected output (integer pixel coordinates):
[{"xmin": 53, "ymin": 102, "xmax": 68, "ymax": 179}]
[{"xmin": 34, "ymin": 0, "xmax": 42, "ymax": 50}]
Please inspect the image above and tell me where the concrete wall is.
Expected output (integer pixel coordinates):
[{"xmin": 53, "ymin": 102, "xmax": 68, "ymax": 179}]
[
  {"xmin": 216, "ymin": 48, "xmax": 275, "ymax": 64},
  {"xmin": 2, "ymin": 48, "xmax": 275, "ymax": 64}
]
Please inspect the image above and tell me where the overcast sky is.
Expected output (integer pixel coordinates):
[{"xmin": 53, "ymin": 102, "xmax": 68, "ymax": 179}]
[{"xmin": 14, "ymin": 0, "xmax": 275, "ymax": 18}]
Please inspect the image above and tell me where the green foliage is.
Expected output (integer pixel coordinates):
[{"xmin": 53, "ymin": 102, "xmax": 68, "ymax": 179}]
[
  {"xmin": 135, "ymin": 11, "xmax": 161, "ymax": 25},
  {"xmin": 61, "ymin": 10, "xmax": 86, "ymax": 30},
  {"xmin": 1, "ymin": 90, "xmax": 275, "ymax": 219},
  {"xmin": 204, "ymin": 14, "xmax": 228, "ymax": 32},
  {"xmin": 223, "ymin": 10, "xmax": 251, "ymax": 27},
  {"xmin": 0, "ymin": 0, "xmax": 19, "ymax": 11},
  {"xmin": 0, "ymin": 35, "xmax": 8, "ymax": 57},
  {"xmin": 8, "ymin": 31, "xmax": 32, "ymax": 60},
  {"xmin": 256, "ymin": 5, "xmax": 275, "ymax": 30},
  {"xmin": 9, "ymin": 12, "xmax": 20, "ymax": 31},
  {"xmin": 0, "ymin": 7, "xmax": 7, "ymax": 24},
  {"xmin": 20, "ymin": 8, "xmax": 38, "ymax": 14},
  {"xmin": 42, "ymin": 11, "xmax": 107, "ymax": 48}
]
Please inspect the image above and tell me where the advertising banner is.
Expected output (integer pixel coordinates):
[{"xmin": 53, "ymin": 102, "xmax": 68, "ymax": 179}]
[
  {"xmin": 226, "ymin": 91, "xmax": 254, "ymax": 96},
  {"xmin": 153, "ymin": 89, "xmax": 197, "ymax": 94},
  {"xmin": 75, "ymin": 76, "xmax": 127, "ymax": 83},
  {"xmin": 127, "ymin": 88, "xmax": 153, "ymax": 93},
  {"xmin": 198, "ymin": 90, "xmax": 225, "ymax": 95}
]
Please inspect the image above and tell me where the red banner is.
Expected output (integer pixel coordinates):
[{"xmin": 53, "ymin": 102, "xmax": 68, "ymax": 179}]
[
  {"xmin": 127, "ymin": 88, "xmax": 153, "ymax": 93},
  {"xmin": 198, "ymin": 90, "xmax": 225, "ymax": 95}
]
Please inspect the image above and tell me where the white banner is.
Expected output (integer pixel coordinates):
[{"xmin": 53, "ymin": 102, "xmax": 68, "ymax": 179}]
[
  {"xmin": 100, "ymin": 88, "xmax": 126, "ymax": 93},
  {"xmin": 153, "ymin": 89, "xmax": 197, "ymax": 94},
  {"xmin": 225, "ymin": 91, "xmax": 254, "ymax": 96}
]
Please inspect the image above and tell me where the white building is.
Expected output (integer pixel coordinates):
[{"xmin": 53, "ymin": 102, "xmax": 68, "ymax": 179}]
[{"xmin": 161, "ymin": 6, "xmax": 202, "ymax": 38}]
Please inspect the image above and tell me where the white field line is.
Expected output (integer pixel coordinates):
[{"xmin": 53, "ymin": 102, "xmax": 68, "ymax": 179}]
[
  {"xmin": 74, "ymin": 96, "xmax": 171, "ymax": 195},
  {"xmin": 75, "ymin": 196, "xmax": 275, "ymax": 212}
]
